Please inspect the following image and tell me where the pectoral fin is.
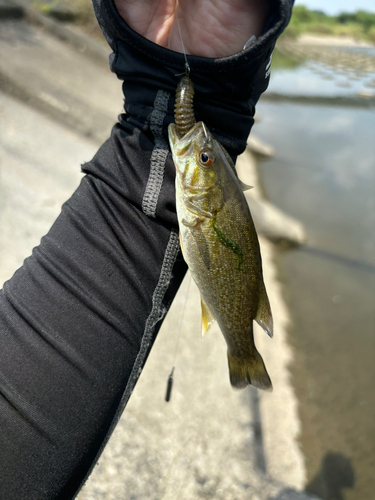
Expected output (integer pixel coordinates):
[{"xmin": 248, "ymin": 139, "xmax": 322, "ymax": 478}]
[
  {"xmin": 182, "ymin": 216, "xmax": 201, "ymax": 227},
  {"xmin": 201, "ymin": 298, "xmax": 215, "ymax": 336},
  {"xmin": 255, "ymin": 282, "xmax": 273, "ymax": 338}
]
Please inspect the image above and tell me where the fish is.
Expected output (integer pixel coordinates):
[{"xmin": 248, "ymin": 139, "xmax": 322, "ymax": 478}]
[{"xmin": 168, "ymin": 76, "xmax": 273, "ymax": 391}]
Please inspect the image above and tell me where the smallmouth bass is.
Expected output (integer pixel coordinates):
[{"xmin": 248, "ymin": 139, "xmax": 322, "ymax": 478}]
[{"xmin": 168, "ymin": 76, "xmax": 273, "ymax": 391}]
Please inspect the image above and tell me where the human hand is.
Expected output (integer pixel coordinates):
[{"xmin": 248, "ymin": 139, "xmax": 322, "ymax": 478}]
[{"xmin": 114, "ymin": 0, "xmax": 272, "ymax": 58}]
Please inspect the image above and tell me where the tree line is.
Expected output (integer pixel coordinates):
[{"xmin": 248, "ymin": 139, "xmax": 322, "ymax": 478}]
[{"xmin": 284, "ymin": 6, "xmax": 375, "ymax": 42}]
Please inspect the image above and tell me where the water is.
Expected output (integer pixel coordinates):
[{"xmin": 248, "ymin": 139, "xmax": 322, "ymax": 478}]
[
  {"xmin": 269, "ymin": 46, "xmax": 375, "ymax": 101},
  {"xmin": 253, "ymin": 47, "xmax": 375, "ymax": 500},
  {"xmin": 269, "ymin": 64, "xmax": 375, "ymax": 98}
]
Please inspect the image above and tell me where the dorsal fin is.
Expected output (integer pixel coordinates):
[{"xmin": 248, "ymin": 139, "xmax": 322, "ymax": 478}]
[
  {"xmin": 255, "ymin": 282, "xmax": 273, "ymax": 338},
  {"xmin": 217, "ymin": 141, "xmax": 252, "ymax": 191}
]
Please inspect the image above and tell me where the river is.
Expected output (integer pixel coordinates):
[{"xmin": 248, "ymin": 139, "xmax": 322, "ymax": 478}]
[{"xmin": 253, "ymin": 45, "xmax": 375, "ymax": 500}]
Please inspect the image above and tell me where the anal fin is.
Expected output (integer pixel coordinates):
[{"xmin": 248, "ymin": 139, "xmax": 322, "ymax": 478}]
[{"xmin": 201, "ymin": 298, "xmax": 215, "ymax": 336}]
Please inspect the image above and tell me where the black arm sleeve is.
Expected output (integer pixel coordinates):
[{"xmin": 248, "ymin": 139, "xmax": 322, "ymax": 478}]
[{"xmin": 0, "ymin": 1, "xmax": 293, "ymax": 498}]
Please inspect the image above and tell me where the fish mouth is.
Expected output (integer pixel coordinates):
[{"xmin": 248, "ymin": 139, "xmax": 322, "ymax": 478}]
[{"xmin": 168, "ymin": 122, "xmax": 212, "ymax": 159}]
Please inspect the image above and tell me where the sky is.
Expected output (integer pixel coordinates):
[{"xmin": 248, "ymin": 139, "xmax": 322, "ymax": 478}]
[{"xmin": 294, "ymin": 0, "xmax": 375, "ymax": 16}]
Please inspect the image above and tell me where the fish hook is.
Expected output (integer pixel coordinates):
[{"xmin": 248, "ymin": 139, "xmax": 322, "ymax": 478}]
[{"xmin": 202, "ymin": 122, "xmax": 211, "ymax": 143}]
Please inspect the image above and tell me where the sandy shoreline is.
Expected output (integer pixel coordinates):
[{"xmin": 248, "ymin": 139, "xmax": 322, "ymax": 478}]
[
  {"xmin": 277, "ymin": 33, "xmax": 375, "ymax": 75},
  {"xmin": 296, "ymin": 33, "xmax": 374, "ymax": 48}
]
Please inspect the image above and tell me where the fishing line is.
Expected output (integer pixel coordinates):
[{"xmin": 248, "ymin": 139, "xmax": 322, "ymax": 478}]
[
  {"xmin": 165, "ymin": 6, "xmax": 193, "ymax": 402},
  {"xmin": 164, "ymin": 273, "xmax": 192, "ymax": 402},
  {"xmin": 175, "ymin": 7, "xmax": 190, "ymax": 76},
  {"xmin": 159, "ymin": 433, "xmax": 198, "ymax": 499}
]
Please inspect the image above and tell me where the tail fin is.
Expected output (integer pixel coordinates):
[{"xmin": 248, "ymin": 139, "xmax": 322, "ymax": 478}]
[{"xmin": 227, "ymin": 349, "xmax": 272, "ymax": 391}]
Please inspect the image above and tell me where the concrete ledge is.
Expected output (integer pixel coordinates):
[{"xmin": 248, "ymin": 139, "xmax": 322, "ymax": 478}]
[
  {"xmin": 0, "ymin": 18, "xmax": 123, "ymax": 143},
  {"xmin": 0, "ymin": 68, "xmax": 115, "ymax": 143},
  {"xmin": 0, "ymin": 0, "xmax": 110, "ymax": 66},
  {"xmin": 236, "ymin": 147, "xmax": 307, "ymax": 248}
]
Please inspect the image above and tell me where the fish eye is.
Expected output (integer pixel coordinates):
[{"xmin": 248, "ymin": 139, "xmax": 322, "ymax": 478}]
[{"xmin": 199, "ymin": 150, "xmax": 213, "ymax": 167}]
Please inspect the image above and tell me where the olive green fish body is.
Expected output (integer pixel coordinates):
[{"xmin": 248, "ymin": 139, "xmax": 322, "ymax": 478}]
[{"xmin": 169, "ymin": 84, "xmax": 273, "ymax": 391}]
